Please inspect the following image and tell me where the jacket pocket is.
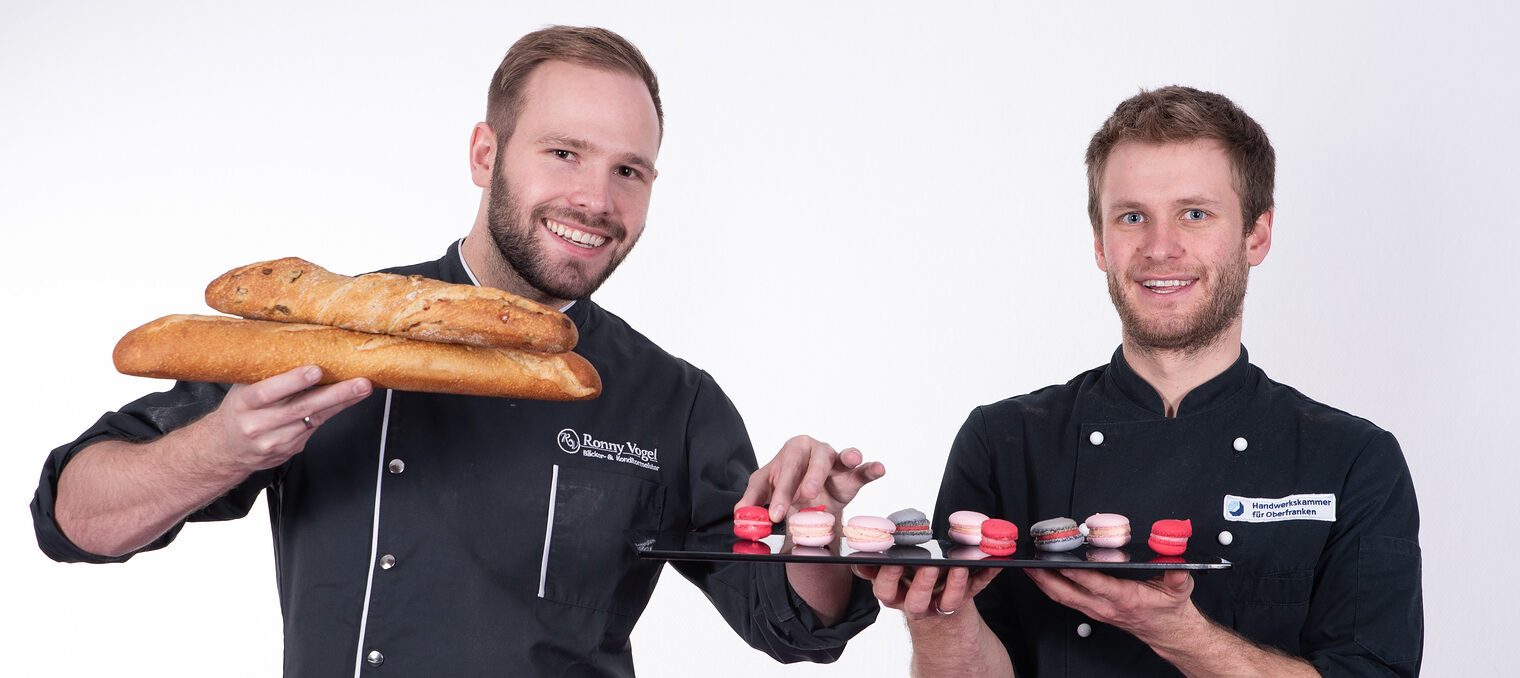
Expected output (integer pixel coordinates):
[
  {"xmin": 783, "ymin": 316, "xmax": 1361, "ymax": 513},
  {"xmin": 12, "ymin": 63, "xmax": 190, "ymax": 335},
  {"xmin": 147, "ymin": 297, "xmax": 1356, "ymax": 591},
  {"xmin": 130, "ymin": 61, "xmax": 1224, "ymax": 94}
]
[
  {"xmin": 539, "ymin": 464, "xmax": 666, "ymax": 617},
  {"xmin": 1355, "ymin": 535, "xmax": 1422, "ymax": 664}
]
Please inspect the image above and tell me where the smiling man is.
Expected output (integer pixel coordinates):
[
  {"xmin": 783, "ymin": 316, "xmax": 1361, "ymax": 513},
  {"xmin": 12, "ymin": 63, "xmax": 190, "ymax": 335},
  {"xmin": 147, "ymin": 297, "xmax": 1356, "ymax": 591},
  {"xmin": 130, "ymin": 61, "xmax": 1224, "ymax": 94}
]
[
  {"xmin": 857, "ymin": 86, "xmax": 1423, "ymax": 676},
  {"xmin": 33, "ymin": 26, "xmax": 880, "ymax": 676}
]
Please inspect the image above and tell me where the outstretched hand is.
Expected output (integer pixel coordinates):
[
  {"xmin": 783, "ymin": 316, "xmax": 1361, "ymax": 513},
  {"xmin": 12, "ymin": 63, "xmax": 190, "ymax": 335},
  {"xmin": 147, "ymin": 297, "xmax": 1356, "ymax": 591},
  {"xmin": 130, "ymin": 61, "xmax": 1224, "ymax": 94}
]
[
  {"xmin": 204, "ymin": 365, "xmax": 372, "ymax": 474},
  {"xmin": 736, "ymin": 434, "xmax": 884, "ymax": 522},
  {"xmin": 1026, "ymin": 567, "xmax": 1194, "ymax": 640},
  {"xmin": 852, "ymin": 564, "xmax": 1001, "ymax": 620}
]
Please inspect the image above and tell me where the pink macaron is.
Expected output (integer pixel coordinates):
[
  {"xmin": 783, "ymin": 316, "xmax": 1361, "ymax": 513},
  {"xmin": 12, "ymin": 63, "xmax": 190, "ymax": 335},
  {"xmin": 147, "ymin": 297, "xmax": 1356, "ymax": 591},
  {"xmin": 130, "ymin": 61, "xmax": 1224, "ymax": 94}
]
[
  {"xmin": 787, "ymin": 510, "xmax": 837, "ymax": 547},
  {"xmin": 1083, "ymin": 513, "xmax": 1132, "ymax": 548},
  {"xmin": 843, "ymin": 516, "xmax": 897, "ymax": 552},
  {"xmin": 948, "ymin": 510, "xmax": 990, "ymax": 545}
]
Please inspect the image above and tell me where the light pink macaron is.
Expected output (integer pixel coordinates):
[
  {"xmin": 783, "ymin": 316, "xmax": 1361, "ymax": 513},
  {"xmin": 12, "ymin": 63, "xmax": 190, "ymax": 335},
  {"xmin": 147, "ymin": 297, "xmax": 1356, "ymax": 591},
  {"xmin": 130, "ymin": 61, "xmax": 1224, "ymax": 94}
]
[
  {"xmin": 787, "ymin": 511, "xmax": 837, "ymax": 547},
  {"xmin": 948, "ymin": 510, "xmax": 990, "ymax": 545},
  {"xmin": 844, "ymin": 516, "xmax": 897, "ymax": 552},
  {"xmin": 1083, "ymin": 513, "xmax": 1132, "ymax": 548}
]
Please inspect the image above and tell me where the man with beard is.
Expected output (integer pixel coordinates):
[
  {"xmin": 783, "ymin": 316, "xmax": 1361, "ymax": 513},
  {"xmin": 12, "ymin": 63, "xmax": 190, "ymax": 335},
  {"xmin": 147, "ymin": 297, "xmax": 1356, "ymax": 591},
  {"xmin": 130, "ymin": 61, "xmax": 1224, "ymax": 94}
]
[
  {"xmin": 854, "ymin": 87, "xmax": 1422, "ymax": 677},
  {"xmin": 32, "ymin": 26, "xmax": 880, "ymax": 676}
]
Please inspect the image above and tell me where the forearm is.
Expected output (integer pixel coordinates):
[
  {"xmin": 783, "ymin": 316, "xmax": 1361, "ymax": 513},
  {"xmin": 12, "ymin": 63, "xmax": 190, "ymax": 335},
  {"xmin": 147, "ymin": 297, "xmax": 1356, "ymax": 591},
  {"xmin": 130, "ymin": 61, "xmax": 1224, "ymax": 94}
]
[
  {"xmin": 1138, "ymin": 602, "xmax": 1319, "ymax": 678},
  {"xmin": 55, "ymin": 426, "xmax": 250, "ymax": 557},
  {"xmin": 908, "ymin": 603, "xmax": 1015, "ymax": 678},
  {"xmin": 785, "ymin": 560, "xmax": 854, "ymax": 626}
]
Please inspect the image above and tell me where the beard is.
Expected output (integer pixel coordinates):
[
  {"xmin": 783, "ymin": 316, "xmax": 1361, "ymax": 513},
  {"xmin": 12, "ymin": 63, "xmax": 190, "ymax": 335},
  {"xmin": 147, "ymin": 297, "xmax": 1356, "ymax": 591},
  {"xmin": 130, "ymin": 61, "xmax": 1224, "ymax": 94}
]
[
  {"xmin": 1107, "ymin": 245, "xmax": 1250, "ymax": 355},
  {"xmin": 486, "ymin": 166, "xmax": 637, "ymax": 303}
]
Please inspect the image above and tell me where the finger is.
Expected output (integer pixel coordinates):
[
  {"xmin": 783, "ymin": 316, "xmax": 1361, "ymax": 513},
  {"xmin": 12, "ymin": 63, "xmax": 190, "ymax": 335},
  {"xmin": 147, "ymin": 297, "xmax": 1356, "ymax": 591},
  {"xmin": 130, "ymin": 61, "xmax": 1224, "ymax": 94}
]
[
  {"xmin": 288, "ymin": 378, "xmax": 374, "ymax": 423},
  {"xmin": 967, "ymin": 567, "xmax": 1002, "ymax": 596},
  {"xmin": 935, "ymin": 567, "xmax": 973, "ymax": 613},
  {"xmin": 869, "ymin": 565, "xmax": 906, "ymax": 606},
  {"xmin": 299, "ymin": 381, "xmax": 374, "ymax": 426},
  {"xmin": 792, "ymin": 442, "xmax": 838, "ymax": 506},
  {"xmin": 1058, "ymin": 567, "xmax": 1118, "ymax": 599},
  {"xmin": 766, "ymin": 439, "xmax": 812, "ymax": 519},
  {"xmin": 837, "ymin": 447, "xmax": 863, "ymax": 470},
  {"xmin": 238, "ymin": 366, "xmax": 324, "ymax": 409},
  {"xmin": 850, "ymin": 564, "xmax": 880, "ymax": 581},
  {"xmin": 735, "ymin": 468, "xmax": 772, "ymax": 514},
  {"xmin": 833, "ymin": 460, "xmax": 887, "ymax": 501},
  {"xmin": 1158, "ymin": 569, "xmax": 1192, "ymax": 595},
  {"xmin": 902, "ymin": 565, "xmax": 941, "ymax": 617}
]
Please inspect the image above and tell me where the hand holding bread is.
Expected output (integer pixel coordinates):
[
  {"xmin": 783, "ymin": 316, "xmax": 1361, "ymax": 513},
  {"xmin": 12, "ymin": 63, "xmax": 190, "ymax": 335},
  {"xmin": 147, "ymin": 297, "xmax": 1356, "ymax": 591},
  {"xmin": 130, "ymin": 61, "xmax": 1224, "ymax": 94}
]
[{"xmin": 112, "ymin": 257, "xmax": 601, "ymax": 401}]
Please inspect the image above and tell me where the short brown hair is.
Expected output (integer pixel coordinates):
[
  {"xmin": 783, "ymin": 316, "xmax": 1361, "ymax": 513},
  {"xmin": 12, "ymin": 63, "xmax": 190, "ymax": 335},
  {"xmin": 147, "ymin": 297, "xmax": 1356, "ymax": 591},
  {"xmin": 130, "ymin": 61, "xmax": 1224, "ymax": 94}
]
[
  {"xmin": 486, "ymin": 26, "xmax": 663, "ymax": 144},
  {"xmin": 1085, "ymin": 86, "xmax": 1274, "ymax": 234}
]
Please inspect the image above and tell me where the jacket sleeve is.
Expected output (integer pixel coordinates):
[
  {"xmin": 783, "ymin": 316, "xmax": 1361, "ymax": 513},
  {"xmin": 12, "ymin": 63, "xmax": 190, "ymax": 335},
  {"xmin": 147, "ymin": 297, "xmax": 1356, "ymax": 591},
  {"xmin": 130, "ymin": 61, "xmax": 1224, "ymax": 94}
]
[
  {"xmin": 31, "ymin": 380, "xmax": 276, "ymax": 564},
  {"xmin": 1302, "ymin": 429, "xmax": 1423, "ymax": 677},
  {"xmin": 667, "ymin": 371, "xmax": 879, "ymax": 663}
]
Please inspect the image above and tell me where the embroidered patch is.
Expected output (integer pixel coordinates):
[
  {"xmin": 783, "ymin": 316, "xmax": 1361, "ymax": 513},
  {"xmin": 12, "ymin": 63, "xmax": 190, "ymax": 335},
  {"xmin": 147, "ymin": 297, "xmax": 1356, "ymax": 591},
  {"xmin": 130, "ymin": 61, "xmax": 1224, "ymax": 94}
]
[{"xmin": 1223, "ymin": 494, "xmax": 1336, "ymax": 523}]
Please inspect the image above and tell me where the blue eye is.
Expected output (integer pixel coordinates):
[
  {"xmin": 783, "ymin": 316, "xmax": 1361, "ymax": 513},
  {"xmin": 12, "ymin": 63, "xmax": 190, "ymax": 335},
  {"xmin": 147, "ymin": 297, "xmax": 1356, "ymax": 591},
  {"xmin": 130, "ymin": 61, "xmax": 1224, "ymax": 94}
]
[
  {"xmin": 1121, "ymin": 212, "xmax": 1144, "ymax": 225},
  {"xmin": 1184, "ymin": 209, "xmax": 1207, "ymax": 220}
]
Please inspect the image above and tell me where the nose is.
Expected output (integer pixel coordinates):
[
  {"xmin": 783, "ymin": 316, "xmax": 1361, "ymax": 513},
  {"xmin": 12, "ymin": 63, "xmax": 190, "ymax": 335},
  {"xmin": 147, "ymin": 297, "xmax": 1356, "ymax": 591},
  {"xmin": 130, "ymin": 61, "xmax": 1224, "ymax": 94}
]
[
  {"xmin": 1143, "ymin": 221, "xmax": 1184, "ymax": 261},
  {"xmin": 570, "ymin": 169, "xmax": 613, "ymax": 215}
]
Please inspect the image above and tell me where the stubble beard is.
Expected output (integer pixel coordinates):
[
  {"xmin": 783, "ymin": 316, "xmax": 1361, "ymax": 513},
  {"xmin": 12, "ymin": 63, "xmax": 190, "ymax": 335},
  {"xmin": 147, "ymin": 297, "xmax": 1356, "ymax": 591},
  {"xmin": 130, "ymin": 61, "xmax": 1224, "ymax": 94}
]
[
  {"xmin": 485, "ymin": 166, "xmax": 636, "ymax": 303},
  {"xmin": 1107, "ymin": 245, "xmax": 1250, "ymax": 357}
]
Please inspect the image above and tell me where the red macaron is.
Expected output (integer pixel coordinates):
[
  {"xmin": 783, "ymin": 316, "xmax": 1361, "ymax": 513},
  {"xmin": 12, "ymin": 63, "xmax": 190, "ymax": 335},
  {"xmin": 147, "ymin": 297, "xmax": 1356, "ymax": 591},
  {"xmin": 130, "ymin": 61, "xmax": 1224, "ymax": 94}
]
[
  {"xmin": 980, "ymin": 519, "xmax": 1019, "ymax": 556},
  {"xmin": 733, "ymin": 506, "xmax": 773, "ymax": 541},
  {"xmin": 1148, "ymin": 518, "xmax": 1192, "ymax": 556}
]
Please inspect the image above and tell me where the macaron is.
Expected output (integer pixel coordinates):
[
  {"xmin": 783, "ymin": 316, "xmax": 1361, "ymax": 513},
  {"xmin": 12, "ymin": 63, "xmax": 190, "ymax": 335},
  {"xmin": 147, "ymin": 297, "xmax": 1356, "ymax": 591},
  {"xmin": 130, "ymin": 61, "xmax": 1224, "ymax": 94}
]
[
  {"xmin": 1083, "ymin": 513, "xmax": 1132, "ymax": 548},
  {"xmin": 732, "ymin": 506, "xmax": 773, "ymax": 541},
  {"xmin": 844, "ymin": 516, "xmax": 897, "ymax": 552},
  {"xmin": 1031, "ymin": 517, "xmax": 1084, "ymax": 552},
  {"xmin": 888, "ymin": 508, "xmax": 933, "ymax": 545},
  {"xmin": 979, "ymin": 518, "xmax": 1019, "ymax": 556},
  {"xmin": 1148, "ymin": 518, "xmax": 1192, "ymax": 556},
  {"xmin": 948, "ymin": 510, "xmax": 990, "ymax": 545},
  {"xmin": 732, "ymin": 540, "xmax": 771, "ymax": 555},
  {"xmin": 1085, "ymin": 547, "xmax": 1130, "ymax": 563},
  {"xmin": 787, "ymin": 510, "xmax": 837, "ymax": 547}
]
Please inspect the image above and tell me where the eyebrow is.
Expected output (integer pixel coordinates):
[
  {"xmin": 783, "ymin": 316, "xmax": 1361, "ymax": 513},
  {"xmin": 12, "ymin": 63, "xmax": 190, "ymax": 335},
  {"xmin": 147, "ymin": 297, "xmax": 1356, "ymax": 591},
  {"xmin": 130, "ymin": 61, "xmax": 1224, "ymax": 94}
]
[
  {"xmin": 535, "ymin": 133, "xmax": 655, "ymax": 173},
  {"xmin": 1107, "ymin": 194, "xmax": 1227, "ymax": 213}
]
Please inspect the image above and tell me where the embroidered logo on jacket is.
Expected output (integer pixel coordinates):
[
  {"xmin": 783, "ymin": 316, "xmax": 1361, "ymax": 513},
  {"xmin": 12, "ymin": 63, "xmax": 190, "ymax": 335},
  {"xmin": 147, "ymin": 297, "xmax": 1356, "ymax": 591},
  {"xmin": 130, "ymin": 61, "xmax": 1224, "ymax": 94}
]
[
  {"xmin": 555, "ymin": 427, "xmax": 660, "ymax": 471},
  {"xmin": 1223, "ymin": 494, "xmax": 1336, "ymax": 522}
]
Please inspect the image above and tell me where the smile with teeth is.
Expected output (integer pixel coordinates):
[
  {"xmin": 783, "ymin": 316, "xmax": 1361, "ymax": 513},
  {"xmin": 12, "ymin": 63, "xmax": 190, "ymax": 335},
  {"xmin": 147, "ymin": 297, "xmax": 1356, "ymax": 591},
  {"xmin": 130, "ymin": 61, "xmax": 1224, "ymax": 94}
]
[
  {"xmin": 1142, "ymin": 279, "xmax": 1195, "ymax": 294},
  {"xmin": 545, "ymin": 218, "xmax": 608, "ymax": 249}
]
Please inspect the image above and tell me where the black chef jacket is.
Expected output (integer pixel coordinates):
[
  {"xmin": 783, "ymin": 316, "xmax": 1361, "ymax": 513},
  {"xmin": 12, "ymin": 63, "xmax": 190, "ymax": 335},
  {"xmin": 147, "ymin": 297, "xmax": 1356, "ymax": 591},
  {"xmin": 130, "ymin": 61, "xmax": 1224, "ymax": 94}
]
[
  {"xmin": 934, "ymin": 347, "xmax": 1421, "ymax": 677},
  {"xmin": 34, "ymin": 241, "xmax": 878, "ymax": 677}
]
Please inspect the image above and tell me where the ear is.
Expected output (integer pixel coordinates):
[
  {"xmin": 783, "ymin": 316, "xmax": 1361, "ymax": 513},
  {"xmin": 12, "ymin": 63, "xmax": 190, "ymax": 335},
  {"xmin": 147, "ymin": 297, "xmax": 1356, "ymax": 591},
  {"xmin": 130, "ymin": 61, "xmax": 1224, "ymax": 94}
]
[
  {"xmin": 1246, "ymin": 210, "xmax": 1273, "ymax": 266},
  {"xmin": 1093, "ymin": 229, "xmax": 1110, "ymax": 272},
  {"xmin": 469, "ymin": 122, "xmax": 497, "ymax": 189}
]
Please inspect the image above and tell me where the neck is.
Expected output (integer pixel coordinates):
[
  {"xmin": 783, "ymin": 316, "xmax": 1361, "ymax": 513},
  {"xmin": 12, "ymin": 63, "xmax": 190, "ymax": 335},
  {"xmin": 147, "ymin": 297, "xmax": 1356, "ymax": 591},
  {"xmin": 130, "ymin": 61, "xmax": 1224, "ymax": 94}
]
[
  {"xmin": 1120, "ymin": 324, "xmax": 1243, "ymax": 417},
  {"xmin": 461, "ymin": 209, "xmax": 571, "ymax": 309}
]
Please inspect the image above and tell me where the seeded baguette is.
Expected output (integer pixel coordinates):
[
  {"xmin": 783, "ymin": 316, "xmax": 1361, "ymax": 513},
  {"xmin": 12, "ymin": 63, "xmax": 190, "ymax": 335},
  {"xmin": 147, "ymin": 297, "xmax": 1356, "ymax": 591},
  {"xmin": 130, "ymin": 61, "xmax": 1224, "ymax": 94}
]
[
  {"xmin": 205, "ymin": 257, "xmax": 577, "ymax": 353},
  {"xmin": 113, "ymin": 314, "xmax": 601, "ymax": 401}
]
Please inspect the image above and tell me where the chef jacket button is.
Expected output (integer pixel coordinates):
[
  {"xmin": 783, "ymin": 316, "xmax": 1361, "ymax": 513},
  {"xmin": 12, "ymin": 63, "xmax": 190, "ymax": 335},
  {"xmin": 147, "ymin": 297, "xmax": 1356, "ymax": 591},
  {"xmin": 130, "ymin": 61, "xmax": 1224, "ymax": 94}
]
[
  {"xmin": 1076, "ymin": 623, "xmax": 1092, "ymax": 638},
  {"xmin": 388, "ymin": 459, "xmax": 405, "ymax": 474},
  {"xmin": 380, "ymin": 554, "xmax": 396, "ymax": 570},
  {"xmin": 1218, "ymin": 531, "xmax": 1234, "ymax": 546},
  {"xmin": 1233, "ymin": 437, "xmax": 1248, "ymax": 452},
  {"xmin": 1089, "ymin": 431, "xmax": 1105, "ymax": 446},
  {"xmin": 366, "ymin": 650, "xmax": 384, "ymax": 666}
]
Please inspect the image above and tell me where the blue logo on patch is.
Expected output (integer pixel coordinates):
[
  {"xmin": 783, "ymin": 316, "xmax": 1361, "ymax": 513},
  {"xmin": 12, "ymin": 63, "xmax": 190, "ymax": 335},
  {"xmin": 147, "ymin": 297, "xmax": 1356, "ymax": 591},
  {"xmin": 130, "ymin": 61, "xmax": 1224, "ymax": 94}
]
[{"xmin": 1227, "ymin": 500, "xmax": 1245, "ymax": 516}]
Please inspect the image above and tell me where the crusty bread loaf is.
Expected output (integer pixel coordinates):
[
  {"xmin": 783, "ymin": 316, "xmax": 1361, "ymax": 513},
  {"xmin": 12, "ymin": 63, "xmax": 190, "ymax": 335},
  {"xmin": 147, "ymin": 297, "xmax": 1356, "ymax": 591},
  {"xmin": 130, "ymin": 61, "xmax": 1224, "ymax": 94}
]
[
  {"xmin": 114, "ymin": 314, "xmax": 601, "ymax": 401},
  {"xmin": 204, "ymin": 257, "xmax": 577, "ymax": 353}
]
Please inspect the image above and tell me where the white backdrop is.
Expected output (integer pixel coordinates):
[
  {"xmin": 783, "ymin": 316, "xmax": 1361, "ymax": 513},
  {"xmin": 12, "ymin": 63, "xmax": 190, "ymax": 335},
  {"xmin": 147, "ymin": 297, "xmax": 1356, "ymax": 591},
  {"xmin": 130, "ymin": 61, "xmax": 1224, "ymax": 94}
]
[{"xmin": 3, "ymin": 1, "xmax": 1514, "ymax": 675}]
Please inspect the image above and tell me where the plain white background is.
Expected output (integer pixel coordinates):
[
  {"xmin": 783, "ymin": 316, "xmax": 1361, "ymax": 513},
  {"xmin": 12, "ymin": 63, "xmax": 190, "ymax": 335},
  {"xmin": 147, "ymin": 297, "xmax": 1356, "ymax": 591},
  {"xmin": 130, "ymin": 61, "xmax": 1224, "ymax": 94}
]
[{"xmin": 3, "ymin": 1, "xmax": 1514, "ymax": 674}]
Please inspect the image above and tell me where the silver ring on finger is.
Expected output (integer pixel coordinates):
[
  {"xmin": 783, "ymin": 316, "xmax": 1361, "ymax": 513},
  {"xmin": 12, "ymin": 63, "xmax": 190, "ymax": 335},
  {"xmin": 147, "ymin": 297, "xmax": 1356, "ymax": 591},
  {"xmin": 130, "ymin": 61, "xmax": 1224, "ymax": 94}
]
[
  {"xmin": 934, "ymin": 602, "xmax": 956, "ymax": 616},
  {"xmin": 302, "ymin": 416, "xmax": 314, "ymax": 430}
]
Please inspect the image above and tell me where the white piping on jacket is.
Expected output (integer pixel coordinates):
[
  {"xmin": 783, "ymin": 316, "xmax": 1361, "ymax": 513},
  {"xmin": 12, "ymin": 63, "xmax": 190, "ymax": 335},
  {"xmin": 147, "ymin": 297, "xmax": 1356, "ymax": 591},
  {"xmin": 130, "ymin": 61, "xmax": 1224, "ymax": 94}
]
[
  {"xmin": 351, "ymin": 388, "xmax": 395, "ymax": 676},
  {"xmin": 538, "ymin": 464, "xmax": 560, "ymax": 598}
]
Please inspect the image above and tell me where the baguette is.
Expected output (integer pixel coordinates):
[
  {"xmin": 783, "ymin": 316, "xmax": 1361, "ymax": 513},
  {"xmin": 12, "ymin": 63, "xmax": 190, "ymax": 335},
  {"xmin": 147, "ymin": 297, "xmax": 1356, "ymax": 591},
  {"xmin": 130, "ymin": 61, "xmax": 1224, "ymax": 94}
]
[
  {"xmin": 205, "ymin": 257, "xmax": 577, "ymax": 353},
  {"xmin": 114, "ymin": 314, "xmax": 601, "ymax": 401}
]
